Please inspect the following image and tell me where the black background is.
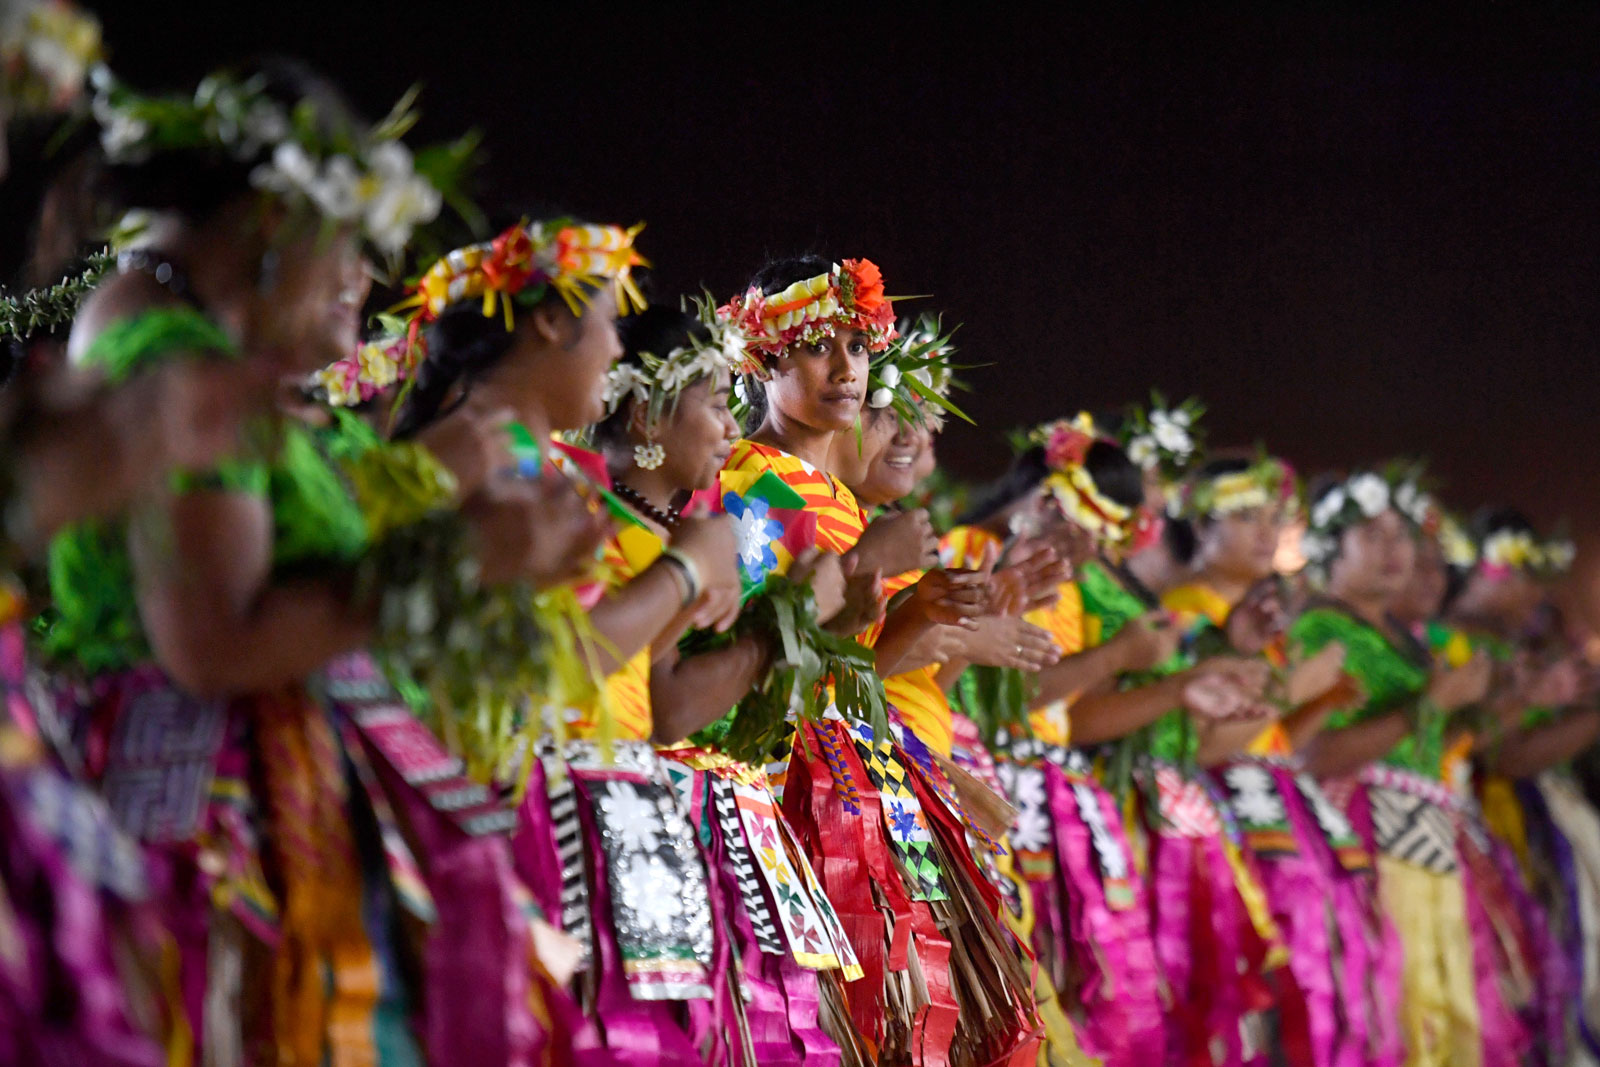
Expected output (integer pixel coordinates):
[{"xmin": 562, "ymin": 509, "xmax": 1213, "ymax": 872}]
[{"xmin": 96, "ymin": 2, "xmax": 1600, "ymax": 612}]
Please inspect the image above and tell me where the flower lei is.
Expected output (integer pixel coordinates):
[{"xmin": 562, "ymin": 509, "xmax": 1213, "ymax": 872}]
[
  {"xmin": 864, "ymin": 312, "xmax": 971, "ymax": 430},
  {"xmin": 1121, "ymin": 392, "xmax": 1204, "ymax": 481},
  {"xmin": 310, "ymin": 316, "xmax": 414, "ymax": 408},
  {"xmin": 1182, "ymin": 454, "xmax": 1296, "ymax": 520},
  {"xmin": 719, "ymin": 258, "xmax": 897, "ymax": 368},
  {"xmin": 1, "ymin": 0, "xmax": 101, "ymax": 117},
  {"xmin": 602, "ymin": 295, "xmax": 749, "ymax": 426},
  {"xmin": 89, "ymin": 67, "xmax": 457, "ymax": 260}
]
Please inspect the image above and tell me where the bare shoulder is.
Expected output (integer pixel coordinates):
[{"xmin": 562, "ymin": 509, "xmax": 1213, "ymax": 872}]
[{"xmin": 66, "ymin": 270, "xmax": 181, "ymax": 366}]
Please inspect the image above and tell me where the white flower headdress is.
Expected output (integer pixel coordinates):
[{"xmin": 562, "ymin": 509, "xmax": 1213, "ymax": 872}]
[
  {"xmin": 604, "ymin": 296, "xmax": 750, "ymax": 428},
  {"xmin": 90, "ymin": 67, "xmax": 467, "ymax": 263},
  {"xmin": 1121, "ymin": 392, "xmax": 1205, "ymax": 481},
  {"xmin": 864, "ymin": 312, "xmax": 972, "ymax": 430}
]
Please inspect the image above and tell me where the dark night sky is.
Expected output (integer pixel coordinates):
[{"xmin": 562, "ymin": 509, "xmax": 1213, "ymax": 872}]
[{"xmin": 98, "ymin": 3, "xmax": 1600, "ymax": 602}]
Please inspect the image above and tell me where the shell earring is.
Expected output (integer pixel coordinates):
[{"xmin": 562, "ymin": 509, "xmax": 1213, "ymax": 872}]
[{"xmin": 634, "ymin": 440, "xmax": 666, "ymax": 470}]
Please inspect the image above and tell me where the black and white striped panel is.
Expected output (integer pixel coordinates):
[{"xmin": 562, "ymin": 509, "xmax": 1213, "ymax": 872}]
[
  {"xmin": 1369, "ymin": 785, "xmax": 1458, "ymax": 874},
  {"xmin": 712, "ymin": 778, "xmax": 786, "ymax": 957}
]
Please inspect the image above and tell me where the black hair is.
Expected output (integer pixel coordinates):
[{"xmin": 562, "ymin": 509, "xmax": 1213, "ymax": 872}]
[
  {"xmin": 1470, "ymin": 505, "xmax": 1536, "ymax": 544},
  {"xmin": 735, "ymin": 254, "xmax": 833, "ymax": 434},
  {"xmin": 1083, "ymin": 439, "xmax": 1144, "ymax": 511},
  {"xmin": 96, "ymin": 57, "xmax": 362, "ymax": 225},
  {"xmin": 1164, "ymin": 515, "xmax": 1198, "ymax": 565},
  {"xmin": 590, "ymin": 302, "xmax": 708, "ymax": 448},
  {"xmin": 389, "ymin": 302, "xmax": 520, "ymax": 440},
  {"xmin": 956, "ymin": 447, "xmax": 1051, "ymax": 527}
]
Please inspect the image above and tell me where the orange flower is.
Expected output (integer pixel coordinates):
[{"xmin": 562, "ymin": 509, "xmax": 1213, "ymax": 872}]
[{"xmin": 842, "ymin": 258, "xmax": 886, "ymax": 314}]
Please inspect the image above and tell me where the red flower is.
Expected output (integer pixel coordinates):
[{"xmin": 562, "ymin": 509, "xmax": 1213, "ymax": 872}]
[{"xmin": 841, "ymin": 258, "xmax": 886, "ymax": 314}]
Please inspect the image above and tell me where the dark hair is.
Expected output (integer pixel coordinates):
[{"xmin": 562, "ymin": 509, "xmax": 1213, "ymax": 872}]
[
  {"xmin": 1164, "ymin": 515, "xmax": 1198, "ymax": 565},
  {"xmin": 1083, "ymin": 440, "xmax": 1144, "ymax": 511},
  {"xmin": 389, "ymin": 303, "xmax": 519, "ymax": 440},
  {"xmin": 735, "ymin": 254, "xmax": 833, "ymax": 434},
  {"xmin": 1471, "ymin": 505, "xmax": 1536, "ymax": 544},
  {"xmin": 96, "ymin": 57, "xmax": 362, "ymax": 224},
  {"xmin": 956, "ymin": 447, "xmax": 1051, "ymax": 527},
  {"xmin": 590, "ymin": 302, "xmax": 708, "ymax": 447}
]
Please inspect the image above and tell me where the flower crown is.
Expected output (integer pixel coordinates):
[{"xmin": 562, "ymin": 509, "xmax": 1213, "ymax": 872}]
[
  {"xmin": 1182, "ymin": 454, "xmax": 1296, "ymax": 520},
  {"xmin": 1018, "ymin": 413, "xmax": 1138, "ymax": 548},
  {"xmin": 1299, "ymin": 470, "xmax": 1398, "ymax": 565},
  {"xmin": 865, "ymin": 312, "xmax": 971, "ymax": 430},
  {"xmin": 719, "ymin": 258, "xmax": 897, "ymax": 369},
  {"xmin": 2, "ymin": 0, "xmax": 101, "ymax": 117},
  {"xmin": 89, "ymin": 67, "xmax": 460, "ymax": 260},
  {"xmin": 602, "ymin": 296, "xmax": 751, "ymax": 427},
  {"xmin": 1478, "ymin": 528, "xmax": 1576, "ymax": 580},
  {"xmin": 397, "ymin": 217, "xmax": 646, "ymax": 337},
  {"xmin": 1121, "ymin": 392, "xmax": 1204, "ymax": 481}
]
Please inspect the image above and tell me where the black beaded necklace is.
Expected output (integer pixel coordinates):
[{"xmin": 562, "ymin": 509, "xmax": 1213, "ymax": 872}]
[{"xmin": 612, "ymin": 481, "xmax": 682, "ymax": 531}]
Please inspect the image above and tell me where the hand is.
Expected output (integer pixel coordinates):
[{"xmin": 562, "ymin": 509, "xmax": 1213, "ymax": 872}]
[
  {"xmin": 1430, "ymin": 649, "xmax": 1492, "ymax": 711},
  {"xmin": 849, "ymin": 508, "xmax": 938, "ymax": 578},
  {"xmin": 991, "ymin": 538, "xmax": 1069, "ymax": 615},
  {"xmin": 1181, "ymin": 671, "xmax": 1275, "ymax": 724},
  {"xmin": 826, "ymin": 566, "xmax": 885, "ymax": 636},
  {"xmin": 464, "ymin": 473, "xmax": 609, "ymax": 589},
  {"xmin": 1517, "ymin": 655, "xmax": 1584, "ymax": 709},
  {"xmin": 1109, "ymin": 611, "xmax": 1181, "ymax": 674},
  {"xmin": 790, "ymin": 549, "xmax": 847, "ymax": 620},
  {"xmin": 912, "ymin": 568, "xmax": 989, "ymax": 627},
  {"xmin": 1038, "ymin": 519, "xmax": 1094, "ymax": 572},
  {"xmin": 667, "ymin": 515, "xmax": 742, "ymax": 632},
  {"xmin": 1190, "ymin": 655, "xmax": 1273, "ymax": 699},
  {"xmin": 416, "ymin": 404, "xmax": 513, "ymax": 499},
  {"xmin": 1287, "ymin": 641, "xmax": 1347, "ymax": 705},
  {"xmin": 1225, "ymin": 581, "xmax": 1288, "ymax": 655},
  {"xmin": 962, "ymin": 615, "xmax": 1063, "ymax": 671}
]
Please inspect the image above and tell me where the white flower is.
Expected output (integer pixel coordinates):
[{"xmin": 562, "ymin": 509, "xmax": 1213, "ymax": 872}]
[
  {"xmin": 99, "ymin": 112, "xmax": 150, "ymax": 160},
  {"xmin": 1224, "ymin": 764, "xmax": 1286, "ymax": 826},
  {"xmin": 1011, "ymin": 766, "xmax": 1046, "ymax": 811},
  {"xmin": 602, "ymin": 365, "xmax": 651, "ymax": 411},
  {"xmin": 616, "ymin": 853, "xmax": 685, "ymax": 935},
  {"xmin": 1299, "ymin": 531, "xmax": 1335, "ymax": 564},
  {"xmin": 1544, "ymin": 540, "xmax": 1576, "ymax": 572},
  {"xmin": 598, "ymin": 781, "xmax": 662, "ymax": 853},
  {"xmin": 868, "ymin": 387, "xmax": 894, "ymax": 409},
  {"xmin": 1347, "ymin": 473, "xmax": 1390, "ymax": 518},
  {"xmin": 1149, "ymin": 411, "xmax": 1192, "ymax": 455},
  {"xmin": 250, "ymin": 140, "xmax": 316, "ymax": 195},
  {"xmin": 731, "ymin": 506, "xmax": 774, "ymax": 569},
  {"xmin": 240, "ymin": 99, "xmax": 288, "ymax": 149},
  {"xmin": 306, "ymin": 155, "xmax": 363, "ymax": 220},
  {"xmin": 366, "ymin": 140, "xmax": 414, "ymax": 180},
  {"xmin": 363, "ymin": 169, "xmax": 441, "ymax": 256},
  {"xmin": 1170, "ymin": 408, "xmax": 1192, "ymax": 428},
  {"xmin": 1310, "ymin": 486, "xmax": 1347, "ymax": 530},
  {"xmin": 878, "ymin": 364, "xmax": 901, "ymax": 388},
  {"xmin": 1126, "ymin": 434, "xmax": 1159, "ymax": 471}
]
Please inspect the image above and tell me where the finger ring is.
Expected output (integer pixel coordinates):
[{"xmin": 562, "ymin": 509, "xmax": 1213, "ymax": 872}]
[{"xmin": 1015, "ymin": 645, "xmax": 1024, "ymax": 656}]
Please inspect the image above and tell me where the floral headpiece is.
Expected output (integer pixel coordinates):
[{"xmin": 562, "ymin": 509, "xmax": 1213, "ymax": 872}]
[
  {"xmin": 602, "ymin": 295, "xmax": 750, "ymax": 427},
  {"xmin": 1182, "ymin": 454, "xmax": 1296, "ymax": 520},
  {"xmin": 1298, "ymin": 470, "xmax": 1400, "ymax": 565},
  {"xmin": 89, "ymin": 67, "xmax": 460, "ymax": 260},
  {"xmin": 719, "ymin": 258, "xmax": 897, "ymax": 369},
  {"xmin": 865, "ymin": 312, "xmax": 971, "ymax": 430},
  {"xmin": 2, "ymin": 0, "xmax": 100, "ymax": 116},
  {"xmin": 397, "ymin": 217, "xmax": 646, "ymax": 339},
  {"xmin": 1121, "ymin": 392, "xmax": 1205, "ymax": 481},
  {"xmin": 1017, "ymin": 413, "xmax": 1138, "ymax": 548},
  {"xmin": 311, "ymin": 314, "xmax": 414, "ymax": 408},
  {"xmin": 1478, "ymin": 528, "xmax": 1576, "ymax": 580}
]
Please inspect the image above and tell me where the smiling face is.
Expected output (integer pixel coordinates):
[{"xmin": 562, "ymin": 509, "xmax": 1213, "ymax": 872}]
[
  {"xmin": 645, "ymin": 368, "xmax": 740, "ymax": 491},
  {"xmin": 761, "ymin": 328, "xmax": 869, "ymax": 435},
  {"xmin": 839, "ymin": 408, "xmax": 932, "ymax": 507}
]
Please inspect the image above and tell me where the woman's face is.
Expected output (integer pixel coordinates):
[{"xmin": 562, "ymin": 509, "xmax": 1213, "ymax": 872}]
[
  {"xmin": 649, "ymin": 369, "xmax": 740, "ymax": 491},
  {"xmin": 1199, "ymin": 505, "xmax": 1284, "ymax": 583},
  {"xmin": 844, "ymin": 410, "xmax": 931, "ymax": 507},
  {"xmin": 1465, "ymin": 567, "xmax": 1545, "ymax": 629},
  {"xmin": 499, "ymin": 289, "xmax": 623, "ymax": 430},
  {"xmin": 1329, "ymin": 509, "xmax": 1416, "ymax": 602},
  {"xmin": 762, "ymin": 328, "xmax": 868, "ymax": 435},
  {"xmin": 1393, "ymin": 532, "xmax": 1448, "ymax": 621},
  {"xmin": 254, "ymin": 225, "xmax": 367, "ymax": 376}
]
